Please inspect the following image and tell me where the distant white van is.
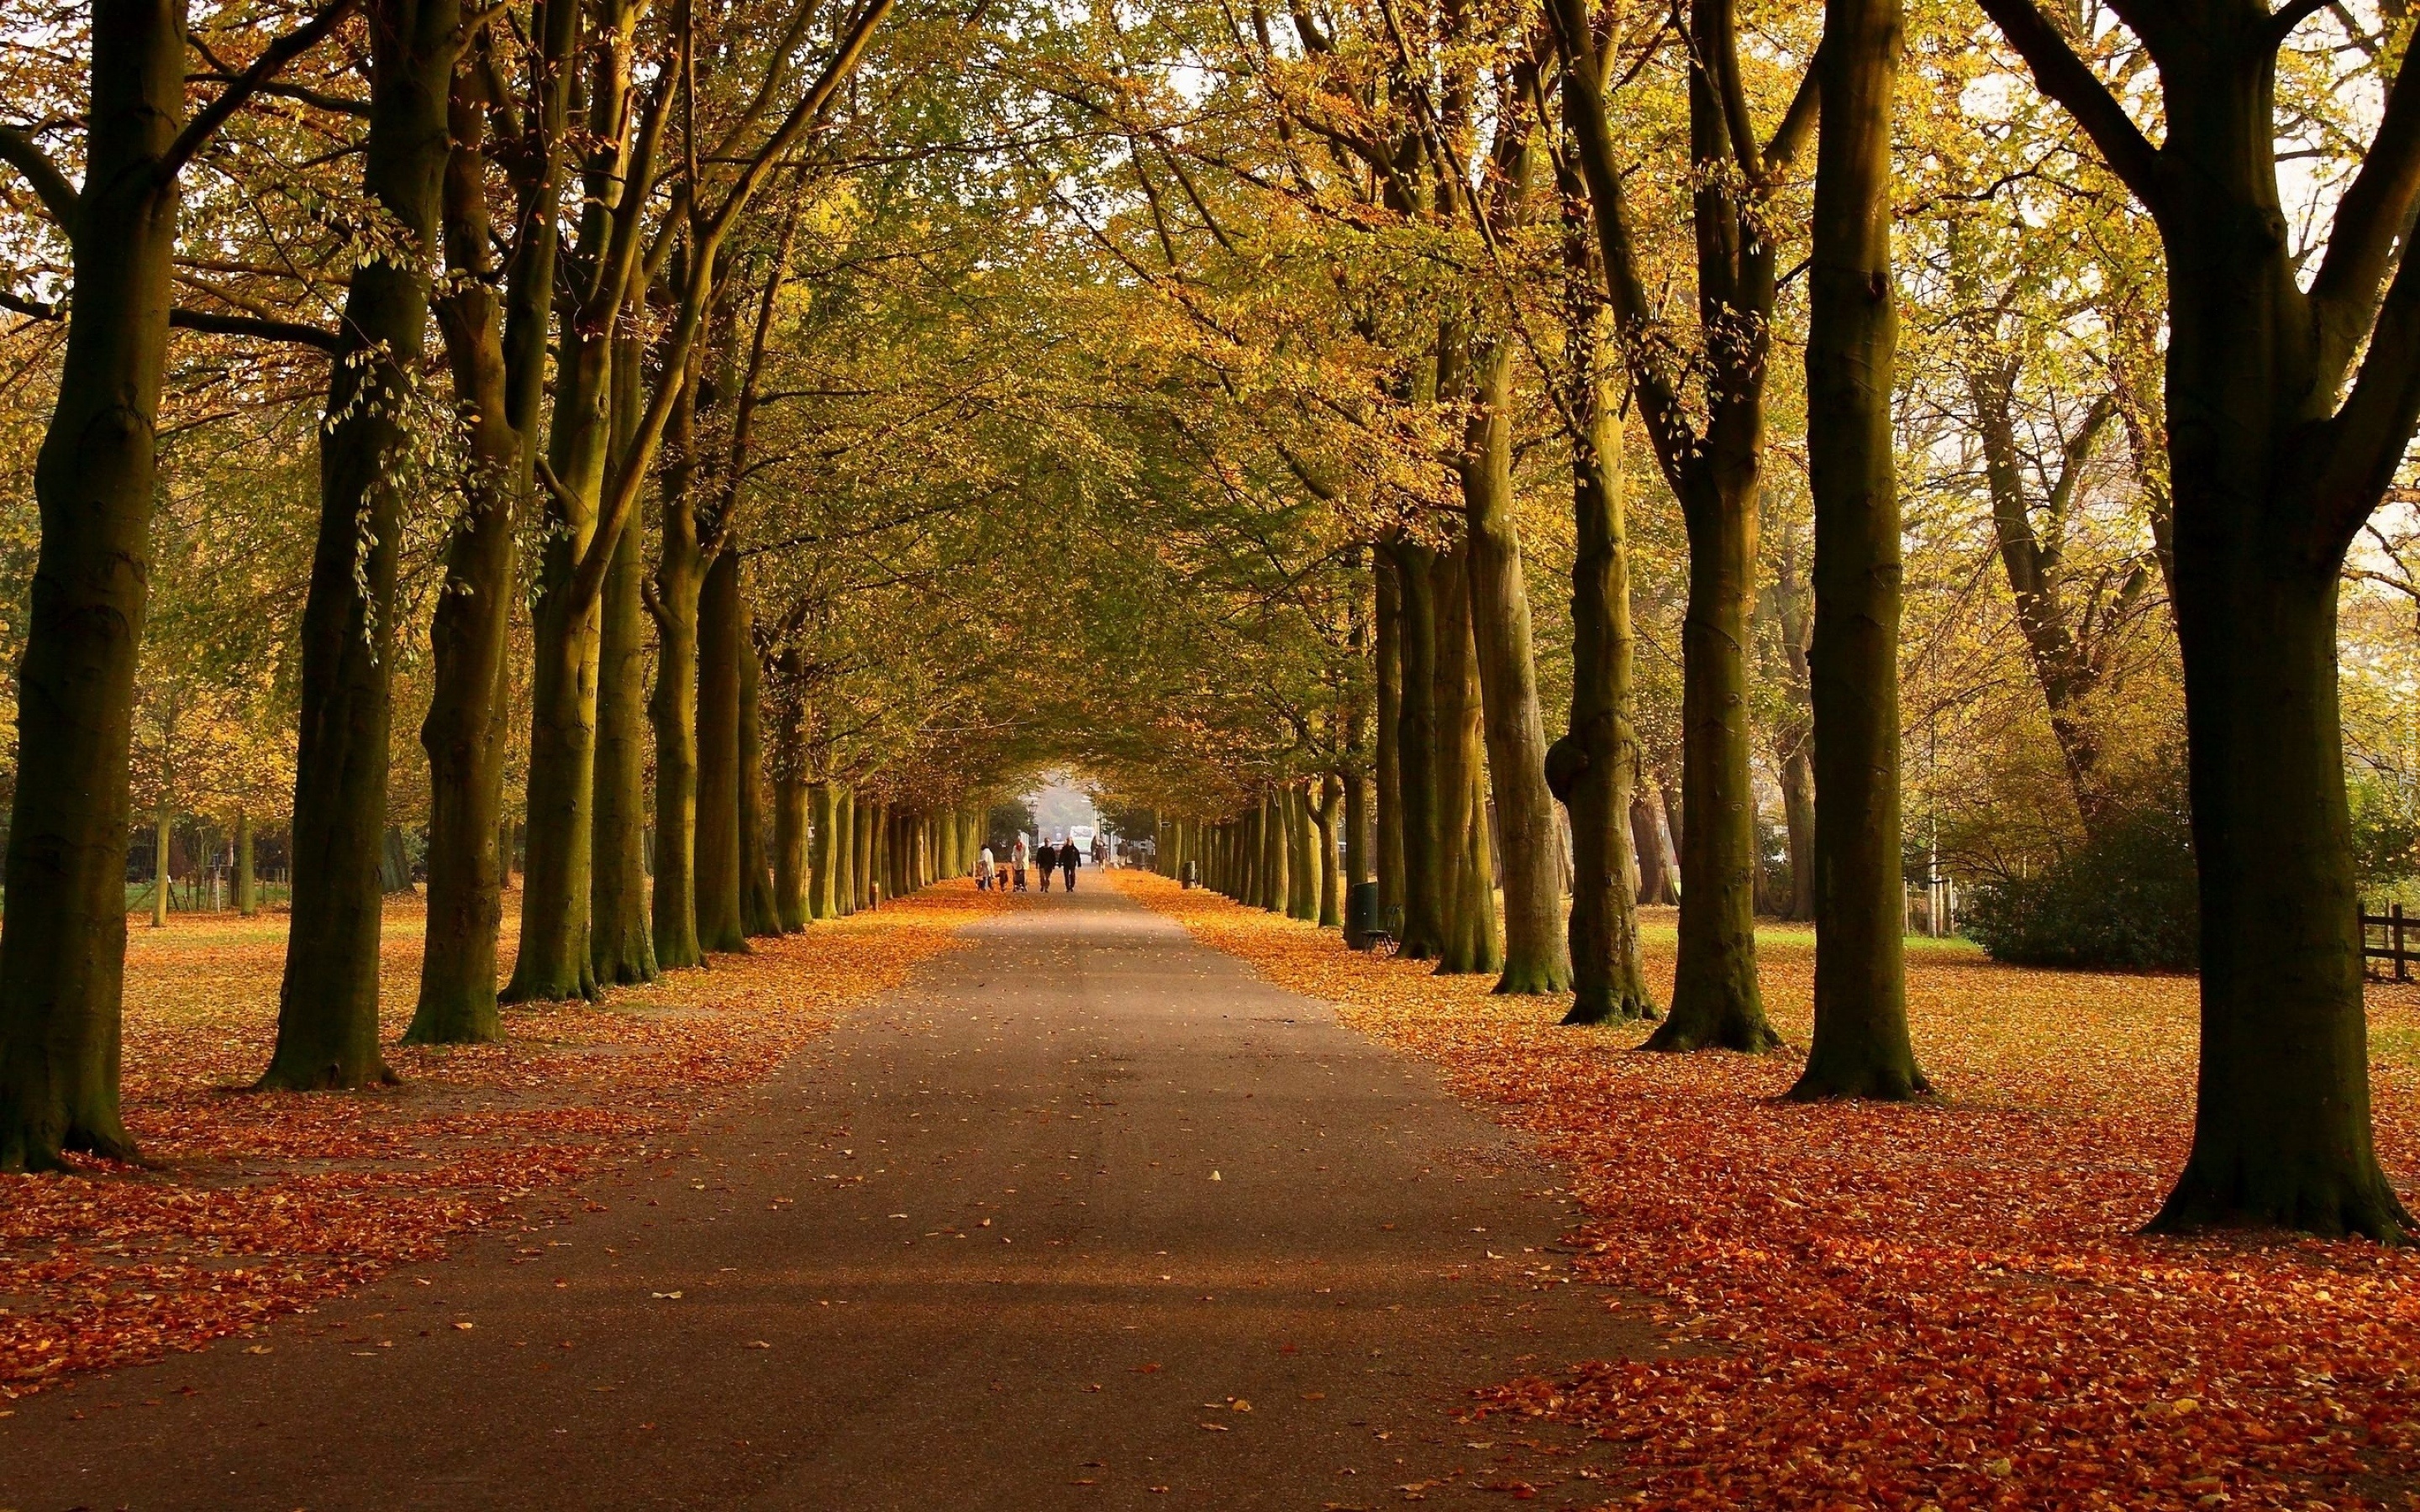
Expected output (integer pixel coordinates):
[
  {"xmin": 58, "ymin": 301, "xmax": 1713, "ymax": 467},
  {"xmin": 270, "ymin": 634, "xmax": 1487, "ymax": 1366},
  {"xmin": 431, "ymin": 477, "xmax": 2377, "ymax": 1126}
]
[{"xmin": 1070, "ymin": 824, "xmax": 1097, "ymax": 852}]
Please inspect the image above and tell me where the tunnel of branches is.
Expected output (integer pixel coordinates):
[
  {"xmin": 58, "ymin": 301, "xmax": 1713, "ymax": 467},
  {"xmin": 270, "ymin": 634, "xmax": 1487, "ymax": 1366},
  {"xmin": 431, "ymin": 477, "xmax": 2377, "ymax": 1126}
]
[{"xmin": 0, "ymin": 0, "xmax": 2417, "ymax": 1242}]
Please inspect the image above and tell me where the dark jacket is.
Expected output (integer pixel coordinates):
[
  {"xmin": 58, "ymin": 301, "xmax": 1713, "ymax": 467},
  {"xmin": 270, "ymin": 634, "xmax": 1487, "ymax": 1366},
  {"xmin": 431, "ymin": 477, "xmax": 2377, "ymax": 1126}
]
[
  {"xmin": 1061, "ymin": 846, "xmax": 1081, "ymax": 870},
  {"xmin": 1035, "ymin": 843, "xmax": 1057, "ymax": 870}
]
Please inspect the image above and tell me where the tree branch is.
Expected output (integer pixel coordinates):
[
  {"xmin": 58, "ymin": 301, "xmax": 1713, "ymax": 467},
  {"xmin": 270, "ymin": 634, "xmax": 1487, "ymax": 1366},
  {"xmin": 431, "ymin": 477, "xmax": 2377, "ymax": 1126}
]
[
  {"xmin": 1760, "ymin": 55, "xmax": 1821, "ymax": 181},
  {"xmin": 0, "ymin": 125, "xmax": 80, "ymax": 227},
  {"xmin": 2312, "ymin": 222, "xmax": 2420, "ymax": 552},
  {"xmin": 194, "ymin": 72, "xmax": 371, "ymax": 118},
  {"xmin": 2267, "ymin": 0, "xmax": 2333, "ymax": 39},
  {"xmin": 2307, "ymin": 41, "xmax": 2420, "ymax": 383},
  {"xmin": 160, "ymin": 0, "xmax": 360, "ymax": 183},
  {"xmin": 0, "ymin": 287, "xmax": 341, "ymax": 350},
  {"xmin": 169, "ymin": 307, "xmax": 342, "ymax": 350},
  {"xmin": 1971, "ymin": 0, "xmax": 2163, "ymax": 208}
]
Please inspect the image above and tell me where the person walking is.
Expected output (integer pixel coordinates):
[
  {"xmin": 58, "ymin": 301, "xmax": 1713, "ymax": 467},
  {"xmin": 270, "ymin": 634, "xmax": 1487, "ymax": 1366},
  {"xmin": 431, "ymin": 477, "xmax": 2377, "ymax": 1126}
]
[
  {"xmin": 1036, "ymin": 838, "xmax": 1056, "ymax": 892},
  {"xmin": 1061, "ymin": 837, "xmax": 1081, "ymax": 892},
  {"xmin": 976, "ymin": 845, "xmax": 996, "ymax": 891},
  {"xmin": 1011, "ymin": 834, "xmax": 1029, "ymax": 892}
]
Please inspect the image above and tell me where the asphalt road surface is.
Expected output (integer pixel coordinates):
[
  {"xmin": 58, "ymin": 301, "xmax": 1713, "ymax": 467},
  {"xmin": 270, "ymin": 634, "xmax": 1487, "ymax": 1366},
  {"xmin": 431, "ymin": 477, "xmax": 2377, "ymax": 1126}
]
[{"xmin": 1, "ymin": 885, "xmax": 1650, "ymax": 1510}]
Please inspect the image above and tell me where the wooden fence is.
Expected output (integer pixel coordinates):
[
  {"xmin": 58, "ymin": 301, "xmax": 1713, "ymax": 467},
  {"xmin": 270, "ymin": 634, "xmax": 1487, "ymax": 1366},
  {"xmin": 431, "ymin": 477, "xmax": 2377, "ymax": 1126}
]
[{"xmin": 2362, "ymin": 902, "xmax": 2415, "ymax": 982}]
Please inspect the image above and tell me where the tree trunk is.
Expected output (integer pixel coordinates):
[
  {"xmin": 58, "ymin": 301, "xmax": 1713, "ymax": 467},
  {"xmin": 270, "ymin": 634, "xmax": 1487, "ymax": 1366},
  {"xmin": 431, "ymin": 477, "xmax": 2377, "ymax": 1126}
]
[
  {"xmin": 1433, "ymin": 547, "xmax": 1502, "ymax": 976},
  {"xmin": 695, "ymin": 549, "xmax": 747, "ymax": 953},
  {"xmin": 1462, "ymin": 342, "xmax": 1574, "ymax": 994},
  {"xmin": 1255, "ymin": 795, "xmax": 1281, "ymax": 912},
  {"xmin": 1555, "ymin": 273, "xmax": 1657, "ymax": 1026},
  {"xmin": 855, "ymin": 796, "xmax": 877, "ymax": 911},
  {"xmin": 1643, "ymin": 467, "xmax": 1779, "ymax": 1053},
  {"xmin": 0, "ymin": 0, "xmax": 196, "ymax": 1168},
  {"xmin": 1975, "ymin": 0, "xmax": 2420, "ymax": 1241},
  {"xmin": 771, "ymin": 658, "xmax": 809, "ymax": 931},
  {"xmin": 802, "ymin": 782, "xmax": 832, "ymax": 924},
  {"xmin": 1286, "ymin": 783, "xmax": 1316, "ymax": 920},
  {"xmin": 411, "ymin": 55, "xmax": 529, "ymax": 1045},
  {"xmin": 506, "ymin": 565, "xmax": 602, "ymax": 1003},
  {"xmin": 234, "ymin": 810, "xmax": 257, "ymax": 917},
  {"xmin": 1555, "ymin": 0, "xmax": 1780, "ymax": 1053},
  {"xmin": 1630, "ymin": 791, "xmax": 1668, "ymax": 905},
  {"xmin": 774, "ymin": 774, "xmax": 808, "ymax": 931},
  {"xmin": 1791, "ymin": 0, "xmax": 1925, "ymax": 1100},
  {"xmin": 739, "ymin": 627, "xmax": 781, "ymax": 937},
  {"xmin": 591, "ymin": 507, "xmax": 658, "ymax": 985},
  {"xmin": 1779, "ymin": 744, "xmax": 1817, "ymax": 921},
  {"xmin": 1375, "ymin": 556, "xmax": 1404, "ymax": 910},
  {"xmin": 842, "ymin": 784, "xmax": 861, "ymax": 914},
  {"xmin": 647, "ymin": 361, "xmax": 705, "ymax": 972},
  {"xmin": 1317, "ymin": 773, "xmax": 1344, "ymax": 927},
  {"xmin": 265, "ymin": 0, "xmax": 459, "ymax": 1090},
  {"xmin": 2157, "ymin": 561, "xmax": 2407, "ymax": 1233},
  {"xmin": 503, "ymin": 0, "xmax": 656, "ymax": 1006},
  {"xmin": 1391, "ymin": 543, "xmax": 1445, "ymax": 957},
  {"xmin": 152, "ymin": 806, "xmax": 172, "ymax": 929}
]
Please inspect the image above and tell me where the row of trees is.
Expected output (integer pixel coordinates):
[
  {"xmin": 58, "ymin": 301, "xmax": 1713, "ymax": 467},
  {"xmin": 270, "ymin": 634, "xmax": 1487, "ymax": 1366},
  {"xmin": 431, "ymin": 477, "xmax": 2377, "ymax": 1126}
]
[
  {"xmin": 1054, "ymin": 0, "xmax": 2419, "ymax": 1241},
  {"xmin": 0, "ymin": 0, "xmax": 1054, "ymax": 1164},
  {"xmin": 0, "ymin": 0, "xmax": 2413, "ymax": 1244}
]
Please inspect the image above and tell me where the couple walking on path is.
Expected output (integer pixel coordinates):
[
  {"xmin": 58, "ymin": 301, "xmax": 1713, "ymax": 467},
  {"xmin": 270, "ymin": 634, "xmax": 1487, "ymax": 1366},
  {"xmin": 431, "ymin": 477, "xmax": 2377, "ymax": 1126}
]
[
  {"xmin": 975, "ymin": 834, "xmax": 1080, "ymax": 892},
  {"xmin": 1032, "ymin": 836, "xmax": 1081, "ymax": 892}
]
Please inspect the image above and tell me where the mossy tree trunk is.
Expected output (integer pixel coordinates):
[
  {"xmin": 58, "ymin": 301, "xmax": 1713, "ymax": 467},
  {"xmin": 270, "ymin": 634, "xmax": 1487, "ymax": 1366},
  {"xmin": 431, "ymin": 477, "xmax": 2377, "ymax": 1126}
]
[
  {"xmin": 1432, "ymin": 546, "xmax": 1502, "ymax": 976},
  {"xmin": 1791, "ymin": 0, "xmax": 1926, "ymax": 1100},
  {"xmin": 265, "ymin": 0, "xmax": 461, "ymax": 1090},
  {"xmin": 694, "ymin": 548, "xmax": 746, "ymax": 953},
  {"xmin": 413, "ymin": 45, "xmax": 548, "ymax": 1043},
  {"xmin": 589, "ymin": 291, "xmax": 657, "ymax": 987},
  {"xmin": 739, "ymin": 624, "xmax": 781, "ymax": 937},
  {"xmin": 1554, "ymin": 0, "xmax": 1798, "ymax": 1055},
  {"xmin": 836, "ymin": 787, "xmax": 857, "ymax": 914},
  {"xmin": 1462, "ymin": 341, "xmax": 1572, "ymax": 994},
  {"xmin": 1375, "ymin": 558, "xmax": 1404, "ymax": 910},
  {"xmin": 1551, "ymin": 213, "xmax": 1657, "ymax": 1026},
  {"xmin": 1389, "ymin": 541, "xmax": 1446, "ymax": 958},
  {"xmin": 802, "ymin": 782, "xmax": 831, "ymax": 923},
  {"xmin": 234, "ymin": 810, "xmax": 257, "ymax": 917},
  {"xmin": 0, "ymin": 0, "xmax": 197, "ymax": 1168},
  {"xmin": 152, "ymin": 806, "xmax": 171, "ymax": 929},
  {"xmin": 1286, "ymin": 783, "xmax": 1317, "ymax": 921},
  {"xmin": 1316, "ymin": 773, "xmax": 1344, "ymax": 927},
  {"xmin": 505, "ymin": 0, "xmax": 650, "ymax": 1005},
  {"xmin": 646, "ymin": 360, "xmax": 705, "ymax": 971}
]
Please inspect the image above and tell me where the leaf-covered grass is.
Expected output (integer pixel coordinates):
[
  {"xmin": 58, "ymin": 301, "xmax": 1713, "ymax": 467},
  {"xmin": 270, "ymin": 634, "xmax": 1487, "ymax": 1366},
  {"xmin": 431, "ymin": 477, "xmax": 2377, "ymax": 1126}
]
[
  {"xmin": 1118, "ymin": 870, "xmax": 2420, "ymax": 1511},
  {"xmin": 0, "ymin": 881, "xmax": 1021, "ymax": 1399}
]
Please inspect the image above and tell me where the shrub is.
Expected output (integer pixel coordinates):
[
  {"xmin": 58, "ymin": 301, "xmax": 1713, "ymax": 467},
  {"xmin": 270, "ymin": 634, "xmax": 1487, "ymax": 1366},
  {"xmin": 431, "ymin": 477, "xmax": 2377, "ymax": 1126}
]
[
  {"xmin": 2349, "ymin": 769, "xmax": 2420, "ymax": 899},
  {"xmin": 1962, "ymin": 792, "xmax": 2199, "ymax": 972}
]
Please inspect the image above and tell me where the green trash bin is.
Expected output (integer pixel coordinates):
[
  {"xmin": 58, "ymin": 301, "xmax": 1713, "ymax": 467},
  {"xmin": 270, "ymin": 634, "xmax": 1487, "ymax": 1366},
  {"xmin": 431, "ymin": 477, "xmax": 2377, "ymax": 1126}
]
[
  {"xmin": 1180, "ymin": 859, "xmax": 1197, "ymax": 890},
  {"xmin": 1344, "ymin": 880, "xmax": 1382, "ymax": 949}
]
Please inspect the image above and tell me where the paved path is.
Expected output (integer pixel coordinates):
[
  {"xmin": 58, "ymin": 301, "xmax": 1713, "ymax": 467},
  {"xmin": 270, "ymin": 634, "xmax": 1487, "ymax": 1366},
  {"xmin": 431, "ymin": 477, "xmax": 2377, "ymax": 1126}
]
[{"xmin": 2, "ymin": 886, "xmax": 1648, "ymax": 1510}]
